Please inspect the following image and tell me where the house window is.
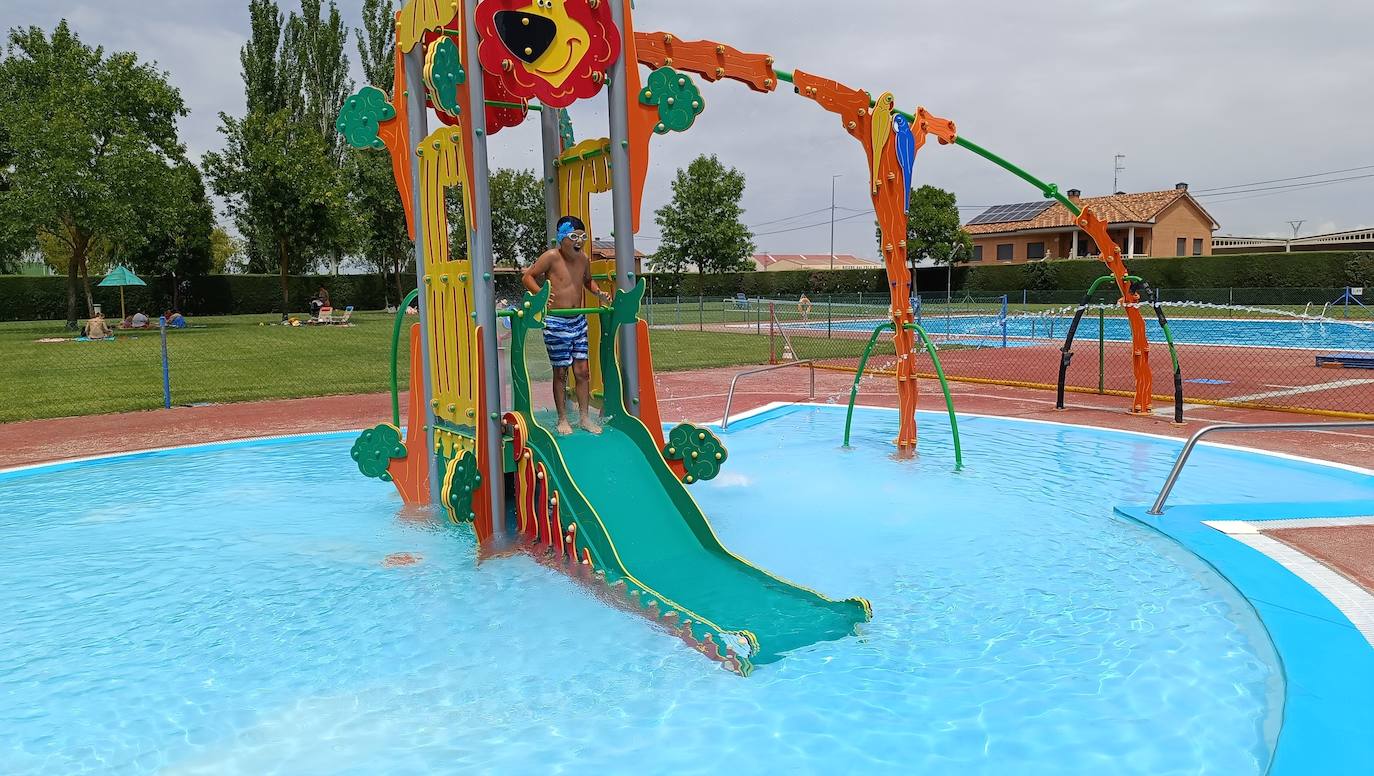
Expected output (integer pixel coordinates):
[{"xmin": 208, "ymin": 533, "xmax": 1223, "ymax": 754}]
[
  {"xmin": 996, "ymin": 243, "xmax": 1014, "ymax": 262},
  {"xmin": 1177, "ymin": 237, "xmax": 1187, "ymax": 256},
  {"xmin": 1026, "ymin": 242, "xmax": 1046, "ymax": 260},
  {"xmin": 1192, "ymin": 238, "xmax": 1203, "ymax": 256},
  {"xmin": 972, "ymin": 244, "xmax": 983, "ymax": 262}
]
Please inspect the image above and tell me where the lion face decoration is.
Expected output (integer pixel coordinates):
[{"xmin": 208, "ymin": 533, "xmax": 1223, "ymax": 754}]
[{"xmin": 475, "ymin": 0, "xmax": 621, "ymax": 109}]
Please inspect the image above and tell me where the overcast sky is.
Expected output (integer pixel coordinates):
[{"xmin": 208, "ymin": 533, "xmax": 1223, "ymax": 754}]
[{"xmin": 8, "ymin": 0, "xmax": 1372, "ymax": 258}]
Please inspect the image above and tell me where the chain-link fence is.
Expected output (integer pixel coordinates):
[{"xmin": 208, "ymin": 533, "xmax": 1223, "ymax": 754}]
[
  {"xmin": 644, "ymin": 287, "xmax": 1374, "ymax": 420},
  {"xmin": 0, "ymin": 311, "xmax": 414, "ymax": 423}
]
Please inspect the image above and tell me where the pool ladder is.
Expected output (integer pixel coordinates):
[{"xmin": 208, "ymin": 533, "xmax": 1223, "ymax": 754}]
[{"xmin": 1149, "ymin": 421, "xmax": 1374, "ymax": 514}]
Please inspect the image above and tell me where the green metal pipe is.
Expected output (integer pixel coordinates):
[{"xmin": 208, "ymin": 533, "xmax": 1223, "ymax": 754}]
[
  {"xmin": 905, "ymin": 323, "xmax": 963, "ymax": 469},
  {"xmin": 390, "ymin": 288, "xmax": 421, "ymax": 427},
  {"xmin": 485, "ymin": 99, "xmax": 541, "ymax": 111},
  {"xmin": 953, "ymin": 136, "xmax": 1081, "ymax": 217},
  {"xmin": 1085, "ymin": 273, "xmax": 1143, "ymax": 297},
  {"xmin": 548, "ymin": 306, "xmax": 609, "ymax": 316},
  {"xmin": 841, "ymin": 320, "xmax": 964, "ymax": 468},
  {"xmin": 842, "ymin": 322, "xmax": 894, "ymax": 447}
]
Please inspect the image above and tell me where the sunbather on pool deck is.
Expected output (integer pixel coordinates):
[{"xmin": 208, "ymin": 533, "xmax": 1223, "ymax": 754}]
[{"xmin": 521, "ymin": 215, "xmax": 612, "ymax": 436}]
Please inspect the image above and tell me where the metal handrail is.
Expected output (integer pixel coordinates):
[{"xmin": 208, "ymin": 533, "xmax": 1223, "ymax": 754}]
[
  {"xmin": 721, "ymin": 360, "xmax": 815, "ymax": 429},
  {"xmin": 1149, "ymin": 421, "xmax": 1374, "ymax": 514}
]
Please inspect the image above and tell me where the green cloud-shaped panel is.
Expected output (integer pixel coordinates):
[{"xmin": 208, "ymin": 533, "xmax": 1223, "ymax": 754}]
[
  {"xmin": 336, "ymin": 86, "xmax": 396, "ymax": 150},
  {"xmin": 638, "ymin": 66, "xmax": 705, "ymax": 135},
  {"xmin": 427, "ymin": 36, "xmax": 466, "ymax": 116},
  {"xmin": 664, "ymin": 423, "xmax": 727, "ymax": 484},
  {"xmin": 351, "ymin": 423, "xmax": 406, "ymax": 481},
  {"xmin": 444, "ymin": 450, "xmax": 482, "ymax": 523}
]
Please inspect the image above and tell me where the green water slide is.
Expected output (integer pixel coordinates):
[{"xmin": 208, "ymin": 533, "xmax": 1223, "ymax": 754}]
[{"xmin": 506, "ymin": 281, "xmax": 871, "ymax": 671}]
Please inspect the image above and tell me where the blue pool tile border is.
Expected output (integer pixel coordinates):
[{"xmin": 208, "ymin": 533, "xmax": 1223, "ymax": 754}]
[{"xmin": 1117, "ymin": 502, "xmax": 1374, "ymax": 775}]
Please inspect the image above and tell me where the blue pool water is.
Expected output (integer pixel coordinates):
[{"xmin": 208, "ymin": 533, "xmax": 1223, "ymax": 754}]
[
  {"xmin": 792, "ymin": 314, "xmax": 1374, "ymax": 351},
  {"xmin": 5, "ymin": 407, "xmax": 1374, "ymax": 774}
]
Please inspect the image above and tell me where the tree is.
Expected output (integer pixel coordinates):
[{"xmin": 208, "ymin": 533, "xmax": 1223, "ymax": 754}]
[
  {"xmin": 204, "ymin": 0, "xmax": 343, "ymax": 312},
  {"xmin": 0, "ymin": 21, "xmax": 188, "ymax": 327},
  {"xmin": 209, "ymin": 227, "xmax": 242, "ymax": 274},
  {"xmin": 346, "ymin": 0, "xmax": 410, "ymax": 303},
  {"xmin": 651, "ymin": 154, "xmax": 754, "ymax": 275},
  {"xmin": 887, "ymin": 184, "xmax": 973, "ymax": 266},
  {"xmin": 285, "ymin": 0, "xmax": 353, "ymax": 273},
  {"xmin": 204, "ymin": 109, "xmax": 338, "ymax": 312},
  {"xmin": 125, "ymin": 161, "xmax": 215, "ymax": 309},
  {"xmin": 489, "ymin": 168, "xmax": 546, "ymax": 266}
]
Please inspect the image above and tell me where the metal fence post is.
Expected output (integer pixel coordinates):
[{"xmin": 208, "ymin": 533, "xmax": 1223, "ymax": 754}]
[
  {"xmin": 1097, "ymin": 308, "xmax": 1106, "ymax": 394},
  {"xmin": 756, "ymin": 296, "xmax": 761, "ymax": 333},
  {"xmin": 698, "ymin": 295, "xmax": 704, "ymax": 331},
  {"xmin": 159, "ymin": 317, "xmax": 172, "ymax": 409},
  {"xmin": 827, "ymin": 295, "xmax": 833, "ymax": 338}
]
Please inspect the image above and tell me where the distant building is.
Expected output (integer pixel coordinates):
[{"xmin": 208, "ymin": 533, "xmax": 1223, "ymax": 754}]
[
  {"xmin": 1213, "ymin": 227, "xmax": 1374, "ymax": 254},
  {"xmin": 962, "ymin": 184, "xmax": 1219, "ymax": 264},
  {"xmin": 751, "ymin": 253, "xmax": 881, "ymax": 272},
  {"xmin": 588, "ymin": 239, "xmax": 645, "ymax": 268}
]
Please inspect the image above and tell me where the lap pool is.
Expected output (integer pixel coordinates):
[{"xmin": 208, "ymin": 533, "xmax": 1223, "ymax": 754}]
[{"xmin": 3, "ymin": 406, "xmax": 1372, "ymax": 774}]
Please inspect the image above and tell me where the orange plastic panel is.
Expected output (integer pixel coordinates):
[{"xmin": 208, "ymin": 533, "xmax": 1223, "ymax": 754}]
[
  {"xmin": 621, "ymin": 0, "xmax": 656, "ymax": 233},
  {"xmin": 1077, "ymin": 208, "xmax": 1153, "ymax": 412},
  {"xmin": 634, "ymin": 32, "xmax": 779, "ymax": 93},
  {"xmin": 794, "ymin": 69, "xmax": 919, "ymax": 447},
  {"xmin": 387, "ymin": 323, "xmax": 431, "ymax": 504},
  {"xmin": 389, "ymin": 40, "xmax": 416, "ymax": 238},
  {"xmin": 634, "ymin": 319, "xmax": 687, "ymax": 479}
]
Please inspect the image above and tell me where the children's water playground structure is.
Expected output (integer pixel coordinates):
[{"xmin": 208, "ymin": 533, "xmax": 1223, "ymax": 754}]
[{"xmin": 338, "ymin": 0, "xmax": 1164, "ymax": 674}]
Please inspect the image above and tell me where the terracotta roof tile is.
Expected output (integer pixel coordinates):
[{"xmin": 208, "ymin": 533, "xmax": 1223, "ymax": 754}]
[{"xmin": 963, "ymin": 189, "xmax": 1192, "ymax": 235}]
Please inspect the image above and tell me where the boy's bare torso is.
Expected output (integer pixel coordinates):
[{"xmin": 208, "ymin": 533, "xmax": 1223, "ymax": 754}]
[{"xmin": 534, "ymin": 247, "xmax": 590, "ymax": 311}]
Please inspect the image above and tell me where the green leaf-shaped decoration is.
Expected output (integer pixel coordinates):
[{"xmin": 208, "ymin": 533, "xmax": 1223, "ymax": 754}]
[
  {"xmin": 426, "ymin": 36, "xmax": 466, "ymax": 116},
  {"xmin": 336, "ymin": 86, "xmax": 397, "ymax": 150},
  {"xmin": 638, "ymin": 66, "xmax": 705, "ymax": 135},
  {"xmin": 352, "ymin": 423, "xmax": 406, "ymax": 481},
  {"xmin": 443, "ymin": 450, "xmax": 482, "ymax": 523},
  {"xmin": 663, "ymin": 423, "xmax": 727, "ymax": 484}
]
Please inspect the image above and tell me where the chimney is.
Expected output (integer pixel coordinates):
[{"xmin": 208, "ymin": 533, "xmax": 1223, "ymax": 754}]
[
  {"xmin": 1175, "ymin": 182, "xmax": 1189, "ymax": 192},
  {"xmin": 1066, "ymin": 188, "xmax": 1082, "ymax": 200}
]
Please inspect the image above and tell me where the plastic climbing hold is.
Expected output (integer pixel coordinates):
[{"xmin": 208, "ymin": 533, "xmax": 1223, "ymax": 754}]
[
  {"xmin": 663, "ymin": 423, "xmax": 728, "ymax": 483},
  {"xmin": 351, "ymin": 424, "xmax": 406, "ymax": 481},
  {"xmin": 639, "ymin": 66, "xmax": 705, "ymax": 134}
]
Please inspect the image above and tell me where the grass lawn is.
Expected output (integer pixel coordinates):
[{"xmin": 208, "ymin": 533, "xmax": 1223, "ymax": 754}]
[{"xmin": 0, "ymin": 312, "xmax": 785, "ymax": 422}]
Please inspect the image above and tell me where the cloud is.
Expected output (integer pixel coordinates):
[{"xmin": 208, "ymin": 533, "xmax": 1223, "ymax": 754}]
[{"xmin": 8, "ymin": 0, "xmax": 1372, "ymax": 249}]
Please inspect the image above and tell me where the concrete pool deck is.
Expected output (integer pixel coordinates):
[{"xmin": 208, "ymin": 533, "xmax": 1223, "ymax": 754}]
[{"xmin": 3, "ymin": 366, "xmax": 1371, "ymax": 596}]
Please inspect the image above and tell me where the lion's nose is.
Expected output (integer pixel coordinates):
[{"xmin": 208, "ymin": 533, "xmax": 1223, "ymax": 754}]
[{"xmin": 493, "ymin": 11, "xmax": 557, "ymax": 64}]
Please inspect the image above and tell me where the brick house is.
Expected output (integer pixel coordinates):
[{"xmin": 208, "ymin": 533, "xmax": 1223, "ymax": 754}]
[{"xmin": 962, "ymin": 184, "xmax": 1219, "ymax": 265}]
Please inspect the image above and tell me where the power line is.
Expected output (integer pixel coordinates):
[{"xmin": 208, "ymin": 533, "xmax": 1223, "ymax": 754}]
[
  {"xmin": 753, "ymin": 211, "xmax": 871, "ymax": 237},
  {"xmin": 1196, "ymin": 172, "xmax": 1374, "ymax": 201},
  {"xmin": 1192, "ymin": 164, "xmax": 1374, "ymax": 194},
  {"xmin": 1202, "ymin": 174, "xmax": 1374, "ymax": 205}
]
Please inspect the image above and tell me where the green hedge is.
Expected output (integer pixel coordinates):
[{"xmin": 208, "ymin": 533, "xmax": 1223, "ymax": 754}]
[
  {"xmin": 643, "ymin": 251, "xmax": 1373, "ymax": 300},
  {"xmin": 0, "ymin": 273, "xmax": 403, "ymax": 321},
  {"xmin": 4, "ymin": 251, "xmax": 1369, "ymax": 321}
]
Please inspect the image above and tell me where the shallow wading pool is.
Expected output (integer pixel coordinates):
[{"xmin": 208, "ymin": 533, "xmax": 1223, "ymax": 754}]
[{"xmin": 4, "ymin": 405, "xmax": 1373, "ymax": 774}]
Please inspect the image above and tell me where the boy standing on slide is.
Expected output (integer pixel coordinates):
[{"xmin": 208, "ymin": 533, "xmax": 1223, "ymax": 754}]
[{"xmin": 522, "ymin": 216, "xmax": 613, "ymax": 436}]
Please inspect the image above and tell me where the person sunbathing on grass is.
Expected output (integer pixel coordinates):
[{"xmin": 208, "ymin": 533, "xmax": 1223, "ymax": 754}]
[{"xmin": 521, "ymin": 215, "xmax": 612, "ymax": 437}]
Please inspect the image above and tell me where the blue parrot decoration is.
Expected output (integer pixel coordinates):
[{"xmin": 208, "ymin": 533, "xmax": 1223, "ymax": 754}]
[{"xmin": 893, "ymin": 114, "xmax": 916, "ymax": 212}]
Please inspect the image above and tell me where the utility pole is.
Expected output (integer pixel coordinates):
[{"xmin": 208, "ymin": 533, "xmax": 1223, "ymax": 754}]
[
  {"xmin": 1113, "ymin": 154, "xmax": 1126, "ymax": 192},
  {"xmin": 1286, "ymin": 219, "xmax": 1305, "ymax": 253},
  {"xmin": 830, "ymin": 174, "xmax": 842, "ymax": 271}
]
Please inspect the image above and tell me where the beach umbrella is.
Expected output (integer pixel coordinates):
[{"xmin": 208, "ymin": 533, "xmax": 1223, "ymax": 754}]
[{"xmin": 97, "ymin": 265, "xmax": 146, "ymax": 320}]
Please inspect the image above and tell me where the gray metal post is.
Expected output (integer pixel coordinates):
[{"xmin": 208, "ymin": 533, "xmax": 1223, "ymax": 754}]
[
  {"xmin": 159, "ymin": 317, "xmax": 171, "ymax": 408},
  {"xmin": 606, "ymin": 0, "xmax": 639, "ymax": 415},
  {"xmin": 464, "ymin": 0, "xmax": 506, "ymax": 537},
  {"xmin": 539, "ymin": 103, "xmax": 561, "ymax": 244},
  {"xmin": 403, "ymin": 47, "xmax": 441, "ymax": 506}
]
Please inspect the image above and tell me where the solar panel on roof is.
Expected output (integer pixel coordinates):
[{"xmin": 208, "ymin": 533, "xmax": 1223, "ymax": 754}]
[{"xmin": 967, "ymin": 201, "xmax": 1054, "ymax": 226}]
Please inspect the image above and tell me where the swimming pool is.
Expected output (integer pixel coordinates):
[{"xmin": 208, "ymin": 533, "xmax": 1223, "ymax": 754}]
[
  {"xmin": 4, "ymin": 407, "xmax": 1373, "ymax": 774},
  {"xmin": 787, "ymin": 314, "xmax": 1374, "ymax": 351}
]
